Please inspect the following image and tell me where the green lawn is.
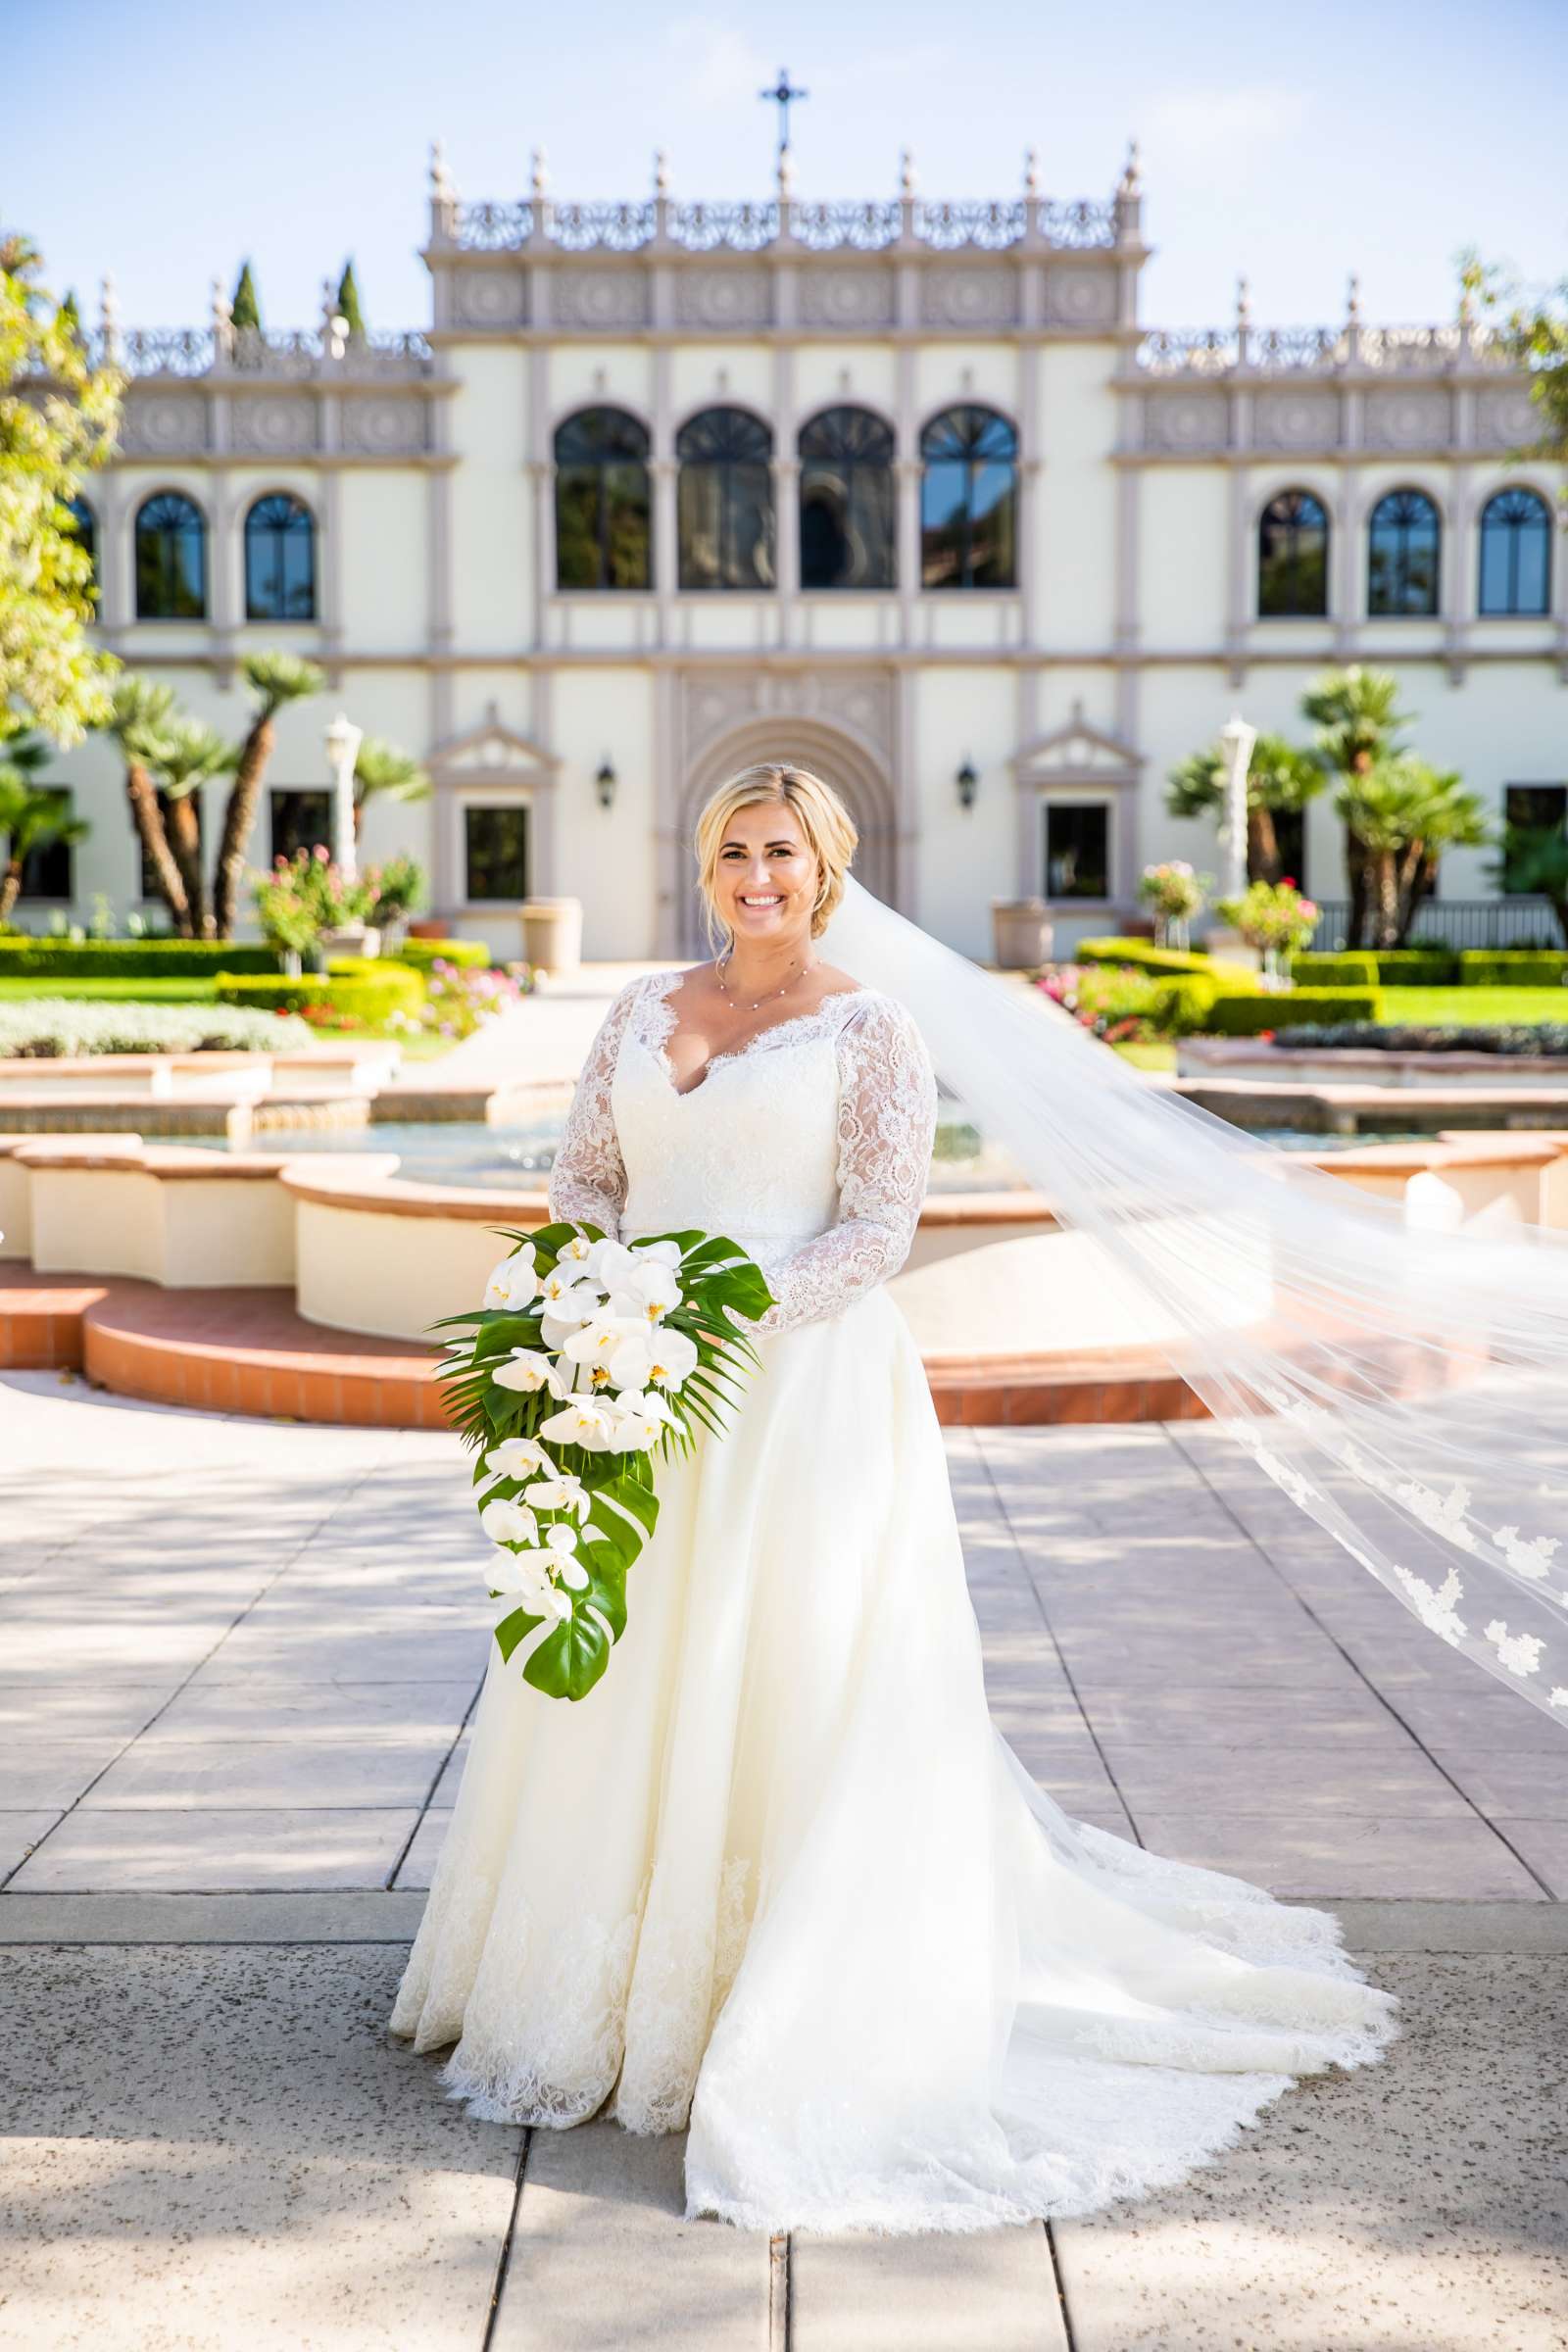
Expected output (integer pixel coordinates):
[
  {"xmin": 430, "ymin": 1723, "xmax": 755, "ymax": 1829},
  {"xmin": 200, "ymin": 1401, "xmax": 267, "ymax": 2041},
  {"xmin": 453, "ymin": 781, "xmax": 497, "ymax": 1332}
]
[
  {"xmin": 0, "ymin": 976, "xmax": 218, "ymax": 1002},
  {"xmin": 1379, "ymin": 987, "xmax": 1568, "ymax": 1025}
]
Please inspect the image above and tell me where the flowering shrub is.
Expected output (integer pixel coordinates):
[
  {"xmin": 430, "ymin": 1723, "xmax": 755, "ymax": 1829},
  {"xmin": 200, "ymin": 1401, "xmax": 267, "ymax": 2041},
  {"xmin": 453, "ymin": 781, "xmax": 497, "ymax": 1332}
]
[
  {"xmin": 1036, "ymin": 961, "xmax": 1167, "ymax": 1043},
  {"xmin": 0, "ymin": 1000, "xmax": 312, "ymax": 1057},
  {"xmin": 1213, "ymin": 877, "xmax": 1320, "ymax": 956},
  {"xmin": 392, "ymin": 956, "xmax": 535, "ymax": 1042},
  {"xmin": 1137, "ymin": 859, "xmax": 1210, "ymax": 947},
  {"xmin": 368, "ymin": 853, "xmax": 427, "ymax": 927},
  {"xmin": 251, "ymin": 848, "xmax": 379, "ymax": 958}
]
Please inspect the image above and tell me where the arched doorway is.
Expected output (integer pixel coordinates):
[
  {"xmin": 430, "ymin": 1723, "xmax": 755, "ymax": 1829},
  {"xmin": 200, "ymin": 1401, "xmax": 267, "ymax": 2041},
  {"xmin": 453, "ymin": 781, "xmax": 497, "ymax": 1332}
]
[{"xmin": 675, "ymin": 715, "xmax": 899, "ymax": 956}]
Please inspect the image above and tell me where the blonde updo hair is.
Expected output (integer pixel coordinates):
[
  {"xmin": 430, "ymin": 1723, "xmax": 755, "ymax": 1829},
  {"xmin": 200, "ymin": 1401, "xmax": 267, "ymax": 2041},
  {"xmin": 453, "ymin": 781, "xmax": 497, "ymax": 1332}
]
[{"xmin": 693, "ymin": 762, "xmax": 858, "ymax": 954}]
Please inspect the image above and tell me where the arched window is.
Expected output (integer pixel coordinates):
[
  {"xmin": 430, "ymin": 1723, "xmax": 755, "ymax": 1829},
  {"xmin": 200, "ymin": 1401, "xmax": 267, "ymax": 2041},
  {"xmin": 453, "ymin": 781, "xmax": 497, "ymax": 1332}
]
[
  {"xmin": 1478, "ymin": 487, "xmax": 1551, "ymax": 616},
  {"xmin": 1366, "ymin": 488, "xmax": 1440, "ymax": 617},
  {"xmin": 798, "ymin": 407, "xmax": 895, "ymax": 590},
  {"xmin": 676, "ymin": 407, "xmax": 774, "ymax": 590},
  {"xmin": 244, "ymin": 493, "xmax": 317, "ymax": 620},
  {"xmin": 65, "ymin": 496, "xmax": 96, "ymax": 591},
  {"xmin": 919, "ymin": 406, "xmax": 1017, "ymax": 589},
  {"xmin": 1257, "ymin": 489, "xmax": 1328, "ymax": 616},
  {"xmin": 134, "ymin": 491, "xmax": 207, "ymax": 619},
  {"xmin": 555, "ymin": 408, "xmax": 652, "ymax": 590}
]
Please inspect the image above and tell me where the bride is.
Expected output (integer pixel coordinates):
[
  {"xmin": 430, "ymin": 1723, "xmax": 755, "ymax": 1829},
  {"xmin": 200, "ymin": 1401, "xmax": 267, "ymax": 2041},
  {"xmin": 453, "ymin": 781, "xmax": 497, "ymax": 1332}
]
[{"xmin": 389, "ymin": 760, "xmax": 1413, "ymax": 2234}]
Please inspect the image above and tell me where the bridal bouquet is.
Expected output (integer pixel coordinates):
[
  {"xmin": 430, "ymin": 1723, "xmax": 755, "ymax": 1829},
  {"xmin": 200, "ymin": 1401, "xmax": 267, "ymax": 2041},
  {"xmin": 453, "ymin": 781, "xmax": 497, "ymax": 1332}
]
[{"xmin": 436, "ymin": 1223, "xmax": 774, "ymax": 1701}]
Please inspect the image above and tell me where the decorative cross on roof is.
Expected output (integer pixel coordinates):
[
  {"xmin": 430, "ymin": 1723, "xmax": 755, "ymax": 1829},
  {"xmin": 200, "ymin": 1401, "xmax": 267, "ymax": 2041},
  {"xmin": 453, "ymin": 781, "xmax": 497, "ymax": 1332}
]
[{"xmin": 759, "ymin": 66, "xmax": 808, "ymax": 161}]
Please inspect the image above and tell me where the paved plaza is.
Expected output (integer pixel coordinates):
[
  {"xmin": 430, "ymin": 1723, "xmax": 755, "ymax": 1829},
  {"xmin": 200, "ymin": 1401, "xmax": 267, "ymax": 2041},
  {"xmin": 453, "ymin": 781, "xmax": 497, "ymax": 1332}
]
[{"xmin": 2, "ymin": 1370, "xmax": 1565, "ymax": 2348}]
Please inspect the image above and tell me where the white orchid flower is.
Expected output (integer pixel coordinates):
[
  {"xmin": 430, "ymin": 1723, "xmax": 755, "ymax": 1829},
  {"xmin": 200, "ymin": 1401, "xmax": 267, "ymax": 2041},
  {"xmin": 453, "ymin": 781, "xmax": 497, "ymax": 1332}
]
[
  {"xmin": 633, "ymin": 1238, "xmax": 684, "ymax": 1269},
  {"xmin": 641, "ymin": 1327, "xmax": 699, "ymax": 1390},
  {"xmin": 562, "ymin": 1312, "xmax": 648, "ymax": 1374},
  {"xmin": 539, "ymin": 1395, "xmax": 619, "ymax": 1451},
  {"xmin": 558, "ymin": 1232, "xmax": 598, "ymax": 1264},
  {"xmin": 603, "ymin": 1387, "xmax": 675, "ymax": 1451},
  {"xmin": 484, "ymin": 1544, "xmax": 554, "ymax": 1609},
  {"xmin": 479, "ymin": 1496, "xmax": 539, "ymax": 1546},
  {"xmin": 540, "ymin": 1522, "xmax": 589, "ymax": 1589},
  {"xmin": 483, "ymin": 1436, "xmax": 549, "ymax": 1485},
  {"xmin": 607, "ymin": 1257, "xmax": 682, "ymax": 1325},
  {"xmin": 587, "ymin": 1240, "xmax": 645, "ymax": 1293},
  {"xmin": 523, "ymin": 1472, "xmax": 593, "ymax": 1522},
  {"xmin": 483, "ymin": 1248, "xmax": 541, "ymax": 1312},
  {"xmin": 492, "ymin": 1348, "xmax": 569, "ymax": 1397}
]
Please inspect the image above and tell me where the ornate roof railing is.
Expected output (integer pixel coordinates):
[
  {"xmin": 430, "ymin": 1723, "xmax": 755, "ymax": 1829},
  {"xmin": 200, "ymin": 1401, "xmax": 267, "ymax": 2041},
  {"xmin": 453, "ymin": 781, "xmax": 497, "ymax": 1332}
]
[
  {"xmin": 443, "ymin": 191, "xmax": 1122, "ymax": 256},
  {"xmin": 1136, "ymin": 316, "xmax": 1519, "ymax": 377},
  {"xmin": 84, "ymin": 318, "xmax": 435, "ymax": 382}
]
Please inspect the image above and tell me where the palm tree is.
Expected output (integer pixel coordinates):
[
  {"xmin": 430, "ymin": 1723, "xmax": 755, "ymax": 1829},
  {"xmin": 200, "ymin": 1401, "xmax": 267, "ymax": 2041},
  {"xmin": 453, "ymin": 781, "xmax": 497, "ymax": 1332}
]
[
  {"xmin": 1299, "ymin": 667, "xmax": 1414, "ymax": 944},
  {"xmin": 352, "ymin": 735, "xmax": 431, "ymax": 837},
  {"xmin": 148, "ymin": 717, "xmax": 237, "ymax": 938},
  {"xmin": 212, "ymin": 652, "xmax": 324, "ymax": 937},
  {"xmin": 1166, "ymin": 731, "xmax": 1325, "ymax": 884},
  {"xmin": 103, "ymin": 678, "xmax": 194, "ymax": 935},
  {"xmin": 1335, "ymin": 759, "xmax": 1493, "ymax": 948},
  {"xmin": 0, "ymin": 760, "xmax": 89, "ymax": 924}
]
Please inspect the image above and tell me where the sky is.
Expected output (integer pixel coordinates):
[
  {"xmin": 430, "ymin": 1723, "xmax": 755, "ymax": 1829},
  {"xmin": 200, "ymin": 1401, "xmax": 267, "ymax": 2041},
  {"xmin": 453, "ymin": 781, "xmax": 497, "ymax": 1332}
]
[{"xmin": 8, "ymin": 0, "xmax": 1565, "ymax": 335}]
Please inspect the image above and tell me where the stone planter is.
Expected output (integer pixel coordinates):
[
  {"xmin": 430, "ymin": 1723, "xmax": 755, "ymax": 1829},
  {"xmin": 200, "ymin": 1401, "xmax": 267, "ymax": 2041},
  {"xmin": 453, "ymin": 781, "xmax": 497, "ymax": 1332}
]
[
  {"xmin": 991, "ymin": 899, "xmax": 1054, "ymax": 971},
  {"xmin": 407, "ymin": 918, "xmax": 448, "ymax": 941},
  {"xmin": 318, "ymin": 923, "xmax": 381, "ymax": 961},
  {"xmin": 1201, "ymin": 926, "xmax": 1261, "ymax": 973},
  {"xmin": 520, "ymin": 897, "xmax": 583, "ymax": 976}
]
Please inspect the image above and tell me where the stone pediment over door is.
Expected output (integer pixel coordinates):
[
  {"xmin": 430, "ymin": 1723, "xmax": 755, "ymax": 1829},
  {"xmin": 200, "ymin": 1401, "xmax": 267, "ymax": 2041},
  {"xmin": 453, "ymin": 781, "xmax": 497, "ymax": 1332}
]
[
  {"xmin": 1011, "ymin": 704, "xmax": 1144, "ymax": 788},
  {"xmin": 427, "ymin": 701, "xmax": 560, "ymax": 912}
]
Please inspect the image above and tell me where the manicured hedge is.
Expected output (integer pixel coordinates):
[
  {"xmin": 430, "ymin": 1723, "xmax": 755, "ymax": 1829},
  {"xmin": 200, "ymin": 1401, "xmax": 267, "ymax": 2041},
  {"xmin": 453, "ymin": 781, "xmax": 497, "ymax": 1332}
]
[
  {"xmin": 1073, "ymin": 937, "xmax": 1220, "ymax": 980},
  {"xmin": 1201, "ymin": 988, "xmax": 1387, "ymax": 1036},
  {"xmin": 1370, "ymin": 950, "xmax": 1458, "ymax": 986},
  {"xmin": 0, "ymin": 938, "xmax": 280, "ymax": 977},
  {"xmin": 1149, "ymin": 977, "xmax": 1220, "ymax": 1035},
  {"xmin": 215, "ymin": 966, "xmax": 426, "ymax": 1025},
  {"xmin": 392, "ymin": 937, "xmax": 492, "ymax": 973},
  {"xmin": 1457, "ymin": 950, "xmax": 1568, "ymax": 988},
  {"xmin": 1291, "ymin": 952, "xmax": 1380, "ymax": 989}
]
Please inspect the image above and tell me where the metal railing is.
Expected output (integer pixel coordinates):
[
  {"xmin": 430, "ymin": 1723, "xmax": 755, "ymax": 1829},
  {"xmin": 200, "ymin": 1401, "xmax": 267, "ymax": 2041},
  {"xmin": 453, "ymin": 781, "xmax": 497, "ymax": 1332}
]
[{"xmin": 1306, "ymin": 898, "xmax": 1563, "ymax": 952}]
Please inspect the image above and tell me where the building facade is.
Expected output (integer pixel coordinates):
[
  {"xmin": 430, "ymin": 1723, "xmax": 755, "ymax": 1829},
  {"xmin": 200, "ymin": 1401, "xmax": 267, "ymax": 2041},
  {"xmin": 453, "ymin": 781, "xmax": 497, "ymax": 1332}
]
[{"xmin": 30, "ymin": 147, "xmax": 1568, "ymax": 959}]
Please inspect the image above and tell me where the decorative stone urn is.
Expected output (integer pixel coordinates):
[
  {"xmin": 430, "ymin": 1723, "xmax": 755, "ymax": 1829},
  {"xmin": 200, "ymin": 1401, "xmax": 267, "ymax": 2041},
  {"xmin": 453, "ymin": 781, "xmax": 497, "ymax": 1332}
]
[
  {"xmin": 318, "ymin": 923, "xmax": 381, "ymax": 961},
  {"xmin": 991, "ymin": 898, "xmax": 1055, "ymax": 970},
  {"xmin": 520, "ymin": 896, "xmax": 583, "ymax": 976}
]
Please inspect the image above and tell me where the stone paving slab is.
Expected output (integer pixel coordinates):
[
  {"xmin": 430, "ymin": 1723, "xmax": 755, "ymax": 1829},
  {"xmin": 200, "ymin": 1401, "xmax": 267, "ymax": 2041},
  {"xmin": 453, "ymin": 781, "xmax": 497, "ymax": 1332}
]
[
  {"xmin": 0, "ymin": 1935, "xmax": 1561, "ymax": 2351},
  {"xmin": 8, "ymin": 1805, "xmax": 423, "ymax": 1892}
]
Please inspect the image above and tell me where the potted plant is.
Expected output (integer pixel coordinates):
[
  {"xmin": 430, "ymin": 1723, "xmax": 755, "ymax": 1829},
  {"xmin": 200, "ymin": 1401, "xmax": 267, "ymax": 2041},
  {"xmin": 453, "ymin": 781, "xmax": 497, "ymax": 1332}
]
[
  {"xmin": 252, "ymin": 857, "xmax": 321, "ymax": 977},
  {"xmin": 1212, "ymin": 877, "xmax": 1320, "ymax": 989},
  {"xmin": 1136, "ymin": 860, "xmax": 1210, "ymax": 952}
]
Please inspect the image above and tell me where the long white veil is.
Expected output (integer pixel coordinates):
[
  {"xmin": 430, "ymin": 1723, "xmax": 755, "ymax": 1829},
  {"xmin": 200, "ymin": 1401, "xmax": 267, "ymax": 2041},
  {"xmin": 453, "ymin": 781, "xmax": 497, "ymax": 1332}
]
[{"xmin": 824, "ymin": 871, "xmax": 1568, "ymax": 1723}]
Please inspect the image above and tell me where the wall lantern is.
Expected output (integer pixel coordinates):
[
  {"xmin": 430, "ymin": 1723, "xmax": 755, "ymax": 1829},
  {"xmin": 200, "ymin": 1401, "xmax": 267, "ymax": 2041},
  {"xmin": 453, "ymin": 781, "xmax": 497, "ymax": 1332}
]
[
  {"xmin": 956, "ymin": 759, "xmax": 979, "ymax": 812},
  {"xmin": 595, "ymin": 757, "xmax": 617, "ymax": 811}
]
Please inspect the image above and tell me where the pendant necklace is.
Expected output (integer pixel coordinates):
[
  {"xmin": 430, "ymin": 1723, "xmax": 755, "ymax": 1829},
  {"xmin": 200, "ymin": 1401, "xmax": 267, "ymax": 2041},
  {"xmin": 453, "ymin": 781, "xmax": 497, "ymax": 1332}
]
[{"xmin": 716, "ymin": 947, "xmax": 814, "ymax": 1013}]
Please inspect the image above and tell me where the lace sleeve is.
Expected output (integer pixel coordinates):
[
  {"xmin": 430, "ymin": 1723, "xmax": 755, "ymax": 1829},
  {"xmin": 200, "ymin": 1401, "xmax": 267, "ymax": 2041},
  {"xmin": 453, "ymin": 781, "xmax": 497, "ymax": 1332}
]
[
  {"xmin": 752, "ymin": 993, "xmax": 937, "ymax": 1336},
  {"xmin": 547, "ymin": 978, "xmax": 644, "ymax": 1233}
]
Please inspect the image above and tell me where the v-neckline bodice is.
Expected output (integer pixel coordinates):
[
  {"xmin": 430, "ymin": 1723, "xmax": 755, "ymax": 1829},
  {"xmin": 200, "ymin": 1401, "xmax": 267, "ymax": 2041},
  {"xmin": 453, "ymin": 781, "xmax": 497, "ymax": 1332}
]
[{"xmin": 636, "ymin": 967, "xmax": 873, "ymax": 1101}]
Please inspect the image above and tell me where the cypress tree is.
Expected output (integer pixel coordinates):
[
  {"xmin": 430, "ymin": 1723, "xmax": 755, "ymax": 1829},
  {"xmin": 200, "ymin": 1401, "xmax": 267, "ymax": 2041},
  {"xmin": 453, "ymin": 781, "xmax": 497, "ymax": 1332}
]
[
  {"xmin": 335, "ymin": 260, "xmax": 366, "ymax": 337},
  {"xmin": 229, "ymin": 260, "xmax": 261, "ymax": 332}
]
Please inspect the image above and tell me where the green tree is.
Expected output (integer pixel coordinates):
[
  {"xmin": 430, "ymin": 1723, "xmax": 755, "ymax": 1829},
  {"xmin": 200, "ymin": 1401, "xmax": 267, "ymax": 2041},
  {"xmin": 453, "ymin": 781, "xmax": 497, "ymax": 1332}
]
[
  {"xmin": 0, "ymin": 745, "xmax": 89, "ymax": 923},
  {"xmin": 335, "ymin": 260, "xmax": 366, "ymax": 337},
  {"xmin": 103, "ymin": 678, "xmax": 193, "ymax": 934},
  {"xmin": 1335, "ymin": 758, "xmax": 1492, "ymax": 948},
  {"xmin": 149, "ymin": 716, "xmax": 237, "ymax": 938},
  {"xmin": 1486, "ymin": 824, "xmax": 1568, "ymax": 947},
  {"xmin": 212, "ymin": 652, "xmax": 324, "ymax": 937},
  {"xmin": 229, "ymin": 260, "xmax": 262, "ymax": 333},
  {"xmin": 352, "ymin": 734, "xmax": 430, "ymax": 836},
  {"xmin": 0, "ymin": 222, "xmax": 122, "ymax": 754},
  {"xmin": 1458, "ymin": 251, "xmax": 1568, "ymax": 471},
  {"xmin": 1298, "ymin": 666, "xmax": 1415, "ymax": 944},
  {"xmin": 1165, "ymin": 731, "xmax": 1325, "ymax": 885}
]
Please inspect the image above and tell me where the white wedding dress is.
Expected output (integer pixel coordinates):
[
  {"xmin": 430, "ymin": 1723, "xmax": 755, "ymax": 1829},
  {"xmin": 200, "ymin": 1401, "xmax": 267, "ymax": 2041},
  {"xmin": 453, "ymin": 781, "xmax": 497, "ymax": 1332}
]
[{"xmin": 390, "ymin": 968, "xmax": 1398, "ymax": 2233}]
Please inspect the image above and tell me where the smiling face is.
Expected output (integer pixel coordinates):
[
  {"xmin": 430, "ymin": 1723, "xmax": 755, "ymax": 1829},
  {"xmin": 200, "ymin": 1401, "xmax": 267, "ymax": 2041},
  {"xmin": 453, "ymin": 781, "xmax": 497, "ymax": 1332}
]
[{"xmin": 714, "ymin": 799, "xmax": 820, "ymax": 954}]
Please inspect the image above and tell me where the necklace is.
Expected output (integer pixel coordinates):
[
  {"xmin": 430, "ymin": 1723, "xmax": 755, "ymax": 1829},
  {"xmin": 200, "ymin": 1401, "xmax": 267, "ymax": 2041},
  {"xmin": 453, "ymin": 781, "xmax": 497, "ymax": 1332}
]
[{"xmin": 715, "ymin": 946, "xmax": 815, "ymax": 1013}]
